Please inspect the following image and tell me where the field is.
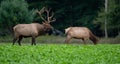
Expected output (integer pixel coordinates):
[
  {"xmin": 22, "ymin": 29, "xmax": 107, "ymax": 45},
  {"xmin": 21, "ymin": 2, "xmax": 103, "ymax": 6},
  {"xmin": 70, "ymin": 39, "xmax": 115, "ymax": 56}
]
[{"xmin": 0, "ymin": 35, "xmax": 120, "ymax": 64}]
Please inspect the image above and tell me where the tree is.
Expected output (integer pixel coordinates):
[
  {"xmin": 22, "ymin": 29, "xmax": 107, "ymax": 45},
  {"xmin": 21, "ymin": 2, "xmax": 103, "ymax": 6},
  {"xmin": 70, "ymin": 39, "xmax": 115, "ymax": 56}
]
[
  {"xmin": 108, "ymin": 0, "xmax": 120, "ymax": 36},
  {"xmin": 104, "ymin": 0, "xmax": 108, "ymax": 38},
  {"xmin": 0, "ymin": 0, "xmax": 35, "ymax": 35},
  {"xmin": 95, "ymin": 0, "xmax": 120, "ymax": 37}
]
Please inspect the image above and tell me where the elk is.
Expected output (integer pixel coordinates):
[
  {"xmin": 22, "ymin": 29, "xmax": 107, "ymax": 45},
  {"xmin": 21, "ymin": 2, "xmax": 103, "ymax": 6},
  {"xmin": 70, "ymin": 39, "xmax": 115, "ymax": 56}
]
[
  {"xmin": 65, "ymin": 27, "xmax": 99, "ymax": 45},
  {"xmin": 13, "ymin": 7, "xmax": 56, "ymax": 45}
]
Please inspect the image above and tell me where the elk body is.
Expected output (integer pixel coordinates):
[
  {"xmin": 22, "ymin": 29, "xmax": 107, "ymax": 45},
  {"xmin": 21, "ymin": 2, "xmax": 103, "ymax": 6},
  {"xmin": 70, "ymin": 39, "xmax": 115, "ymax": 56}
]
[
  {"xmin": 13, "ymin": 7, "xmax": 56, "ymax": 45},
  {"xmin": 65, "ymin": 27, "xmax": 99, "ymax": 45}
]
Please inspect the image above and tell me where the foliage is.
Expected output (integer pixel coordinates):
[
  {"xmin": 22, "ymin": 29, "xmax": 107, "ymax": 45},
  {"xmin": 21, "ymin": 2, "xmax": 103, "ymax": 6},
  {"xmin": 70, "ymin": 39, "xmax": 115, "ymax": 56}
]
[
  {"xmin": 108, "ymin": 2, "xmax": 120, "ymax": 30},
  {"xmin": 95, "ymin": 0, "xmax": 120, "ymax": 37},
  {"xmin": 93, "ymin": 8, "xmax": 105, "ymax": 37},
  {"xmin": 27, "ymin": 0, "xmax": 104, "ymax": 32},
  {"xmin": 0, "ymin": 0, "xmax": 35, "ymax": 35},
  {"xmin": 107, "ymin": 0, "xmax": 120, "ymax": 37},
  {"xmin": 0, "ymin": 44, "xmax": 120, "ymax": 64}
]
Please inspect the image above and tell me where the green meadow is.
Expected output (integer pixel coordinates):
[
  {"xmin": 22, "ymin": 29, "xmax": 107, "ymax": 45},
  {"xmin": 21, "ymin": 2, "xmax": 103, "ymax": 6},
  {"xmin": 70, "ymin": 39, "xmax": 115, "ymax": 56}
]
[
  {"xmin": 0, "ymin": 43, "xmax": 120, "ymax": 64},
  {"xmin": 0, "ymin": 35, "xmax": 120, "ymax": 64}
]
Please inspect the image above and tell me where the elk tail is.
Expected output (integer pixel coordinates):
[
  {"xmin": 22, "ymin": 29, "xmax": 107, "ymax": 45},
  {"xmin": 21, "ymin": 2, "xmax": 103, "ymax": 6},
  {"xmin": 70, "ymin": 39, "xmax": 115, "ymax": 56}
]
[{"xmin": 89, "ymin": 31, "xmax": 99, "ymax": 45}]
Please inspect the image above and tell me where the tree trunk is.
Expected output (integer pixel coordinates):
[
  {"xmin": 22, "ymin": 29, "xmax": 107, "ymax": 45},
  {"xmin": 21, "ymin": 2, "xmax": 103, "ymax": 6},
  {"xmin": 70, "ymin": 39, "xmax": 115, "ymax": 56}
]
[{"xmin": 105, "ymin": 0, "xmax": 108, "ymax": 38}]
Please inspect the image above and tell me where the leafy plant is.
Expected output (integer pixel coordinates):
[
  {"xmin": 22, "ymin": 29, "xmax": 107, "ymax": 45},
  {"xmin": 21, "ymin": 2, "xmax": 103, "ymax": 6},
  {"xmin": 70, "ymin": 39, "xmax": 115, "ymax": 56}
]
[
  {"xmin": 0, "ymin": 44, "xmax": 120, "ymax": 64},
  {"xmin": 0, "ymin": 0, "xmax": 35, "ymax": 35}
]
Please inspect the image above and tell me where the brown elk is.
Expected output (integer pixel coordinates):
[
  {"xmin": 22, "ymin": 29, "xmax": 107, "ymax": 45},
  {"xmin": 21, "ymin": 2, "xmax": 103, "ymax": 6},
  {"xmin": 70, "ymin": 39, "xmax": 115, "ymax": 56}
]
[
  {"xmin": 65, "ymin": 27, "xmax": 99, "ymax": 45},
  {"xmin": 13, "ymin": 7, "xmax": 56, "ymax": 45}
]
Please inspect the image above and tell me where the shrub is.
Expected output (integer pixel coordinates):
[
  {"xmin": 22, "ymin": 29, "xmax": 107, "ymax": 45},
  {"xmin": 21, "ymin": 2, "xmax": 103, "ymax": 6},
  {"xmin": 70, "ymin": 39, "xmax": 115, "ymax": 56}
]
[{"xmin": 0, "ymin": 0, "xmax": 35, "ymax": 35}]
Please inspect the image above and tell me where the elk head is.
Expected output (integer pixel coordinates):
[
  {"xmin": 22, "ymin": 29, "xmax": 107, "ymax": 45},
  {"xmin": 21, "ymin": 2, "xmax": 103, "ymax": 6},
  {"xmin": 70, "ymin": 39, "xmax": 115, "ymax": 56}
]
[{"xmin": 36, "ymin": 7, "xmax": 56, "ymax": 32}]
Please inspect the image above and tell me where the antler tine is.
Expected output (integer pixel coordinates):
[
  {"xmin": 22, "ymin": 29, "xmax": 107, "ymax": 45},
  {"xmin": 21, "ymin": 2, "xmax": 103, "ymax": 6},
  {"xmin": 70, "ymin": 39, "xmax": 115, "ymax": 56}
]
[
  {"xmin": 44, "ymin": 7, "xmax": 52, "ymax": 23},
  {"xmin": 51, "ymin": 18, "xmax": 56, "ymax": 22},
  {"xmin": 36, "ymin": 7, "xmax": 47, "ymax": 22},
  {"xmin": 44, "ymin": 7, "xmax": 51, "ymax": 13},
  {"xmin": 49, "ymin": 12, "xmax": 54, "ymax": 19},
  {"xmin": 48, "ymin": 12, "xmax": 56, "ymax": 23},
  {"xmin": 40, "ymin": 7, "xmax": 45, "ymax": 13}
]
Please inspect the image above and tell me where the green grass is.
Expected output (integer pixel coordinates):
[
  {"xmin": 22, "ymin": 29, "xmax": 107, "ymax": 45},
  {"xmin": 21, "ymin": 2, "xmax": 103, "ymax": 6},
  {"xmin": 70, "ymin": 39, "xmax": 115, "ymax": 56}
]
[{"xmin": 0, "ymin": 43, "xmax": 120, "ymax": 64}]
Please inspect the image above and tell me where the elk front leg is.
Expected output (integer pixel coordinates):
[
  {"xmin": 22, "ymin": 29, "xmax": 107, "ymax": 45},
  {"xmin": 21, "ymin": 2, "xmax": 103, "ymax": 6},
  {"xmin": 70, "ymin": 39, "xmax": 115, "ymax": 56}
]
[
  {"xmin": 17, "ymin": 36, "xmax": 23, "ymax": 46},
  {"xmin": 13, "ymin": 37, "xmax": 17, "ymax": 45},
  {"xmin": 32, "ymin": 37, "xmax": 36, "ymax": 45},
  {"xmin": 82, "ymin": 38, "xmax": 87, "ymax": 45},
  {"xmin": 13, "ymin": 36, "xmax": 19, "ymax": 45}
]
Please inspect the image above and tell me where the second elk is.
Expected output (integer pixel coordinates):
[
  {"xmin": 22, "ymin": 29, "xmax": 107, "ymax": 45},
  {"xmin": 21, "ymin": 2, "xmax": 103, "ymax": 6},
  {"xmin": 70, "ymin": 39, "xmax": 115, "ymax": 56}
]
[{"xmin": 65, "ymin": 27, "xmax": 99, "ymax": 45}]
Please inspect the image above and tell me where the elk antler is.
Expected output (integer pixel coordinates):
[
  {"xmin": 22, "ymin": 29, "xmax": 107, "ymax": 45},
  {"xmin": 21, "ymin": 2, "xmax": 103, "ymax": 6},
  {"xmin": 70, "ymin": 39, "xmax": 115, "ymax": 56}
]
[
  {"xmin": 36, "ymin": 7, "xmax": 56, "ymax": 23},
  {"xmin": 49, "ymin": 12, "xmax": 56, "ymax": 22},
  {"xmin": 36, "ymin": 7, "xmax": 47, "ymax": 22}
]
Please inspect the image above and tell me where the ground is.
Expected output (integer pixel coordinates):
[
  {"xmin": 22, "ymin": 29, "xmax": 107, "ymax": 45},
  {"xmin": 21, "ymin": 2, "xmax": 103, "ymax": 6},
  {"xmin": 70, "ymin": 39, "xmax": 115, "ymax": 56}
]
[
  {"xmin": 0, "ymin": 35, "xmax": 120, "ymax": 64},
  {"xmin": 0, "ymin": 43, "xmax": 120, "ymax": 64}
]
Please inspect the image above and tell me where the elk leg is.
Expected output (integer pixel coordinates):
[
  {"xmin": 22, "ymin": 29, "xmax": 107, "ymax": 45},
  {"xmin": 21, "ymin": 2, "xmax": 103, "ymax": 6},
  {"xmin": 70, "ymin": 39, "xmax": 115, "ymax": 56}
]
[
  {"xmin": 82, "ymin": 38, "xmax": 87, "ymax": 45},
  {"xmin": 65, "ymin": 35, "xmax": 72, "ymax": 44},
  {"xmin": 13, "ymin": 37, "xmax": 18, "ymax": 45},
  {"xmin": 32, "ymin": 37, "xmax": 36, "ymax": 45},
  {"xmin": 18, "ymin": 36, "xmax": 23, "ymax": 46},
  {"xmin": 13, "ymin": 35, "xmax": 19, "ymax": 45},
  {"xmin": 34, "ymin": 38, "xmax": 36, "ymax": 45}
]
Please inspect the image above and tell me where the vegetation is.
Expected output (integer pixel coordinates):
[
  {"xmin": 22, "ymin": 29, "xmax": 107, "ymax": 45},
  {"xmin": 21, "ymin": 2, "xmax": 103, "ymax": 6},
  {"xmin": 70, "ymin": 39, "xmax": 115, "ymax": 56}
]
[
  {"xmin": 95, "ymin": 0, "xmax": 120, "ymax": 37},
  {"xmin": 0, "ymin": 44, "xmax": 120, "ymax": 64},
  {"xmin": 0, "ymin": 0, "xmax": 35, "ymax": 35}
]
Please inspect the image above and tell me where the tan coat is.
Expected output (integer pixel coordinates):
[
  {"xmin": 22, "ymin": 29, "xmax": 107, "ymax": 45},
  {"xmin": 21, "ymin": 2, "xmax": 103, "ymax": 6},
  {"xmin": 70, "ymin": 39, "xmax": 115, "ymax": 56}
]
[
  {"xmin": 65, "ymin": 27, "xmax": 98, "ymax": 44},
  {"xmin": 13, "ymin": 23, "xmax": 45, "ymax": 37},
  {"xmin": 65, "ymin": 27, "xmax": 90, "ymax": 39}
]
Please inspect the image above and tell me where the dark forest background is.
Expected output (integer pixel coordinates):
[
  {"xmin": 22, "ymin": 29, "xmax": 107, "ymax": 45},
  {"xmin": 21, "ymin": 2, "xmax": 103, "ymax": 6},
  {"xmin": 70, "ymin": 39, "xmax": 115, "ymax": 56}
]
[{"xmin": 0, "ymin": 0, "xmax": 120, "ymax": 37}]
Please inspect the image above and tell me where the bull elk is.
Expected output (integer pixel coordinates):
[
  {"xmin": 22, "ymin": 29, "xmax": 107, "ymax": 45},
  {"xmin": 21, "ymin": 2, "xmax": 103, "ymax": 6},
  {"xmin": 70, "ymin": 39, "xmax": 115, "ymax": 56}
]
[
  {"xmin": 65, "ymin": 27, "xmax": 99, "ymax": 45},
  {"xmin": 13, "ymin": 7, "xmax": 56, "ymax": 45}
]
